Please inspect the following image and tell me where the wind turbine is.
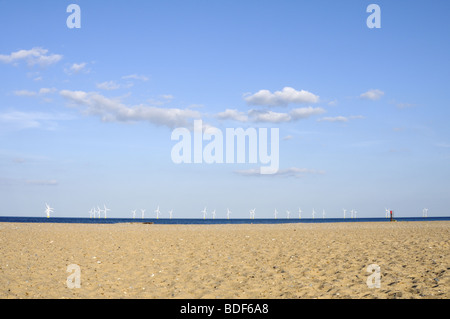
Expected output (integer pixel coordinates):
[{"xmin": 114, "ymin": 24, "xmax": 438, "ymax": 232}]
[
  {"xmin": 97, "ymin": 206, "xmax": 103, "ymax": 218},
  {"xmin": 350, "ymin": 209, "xmax": 354, "ymax": 219},
  {"xmin": 298, "ymin": 208, "xmax": 302, "ymax": 219},
  {"xmin": 103, "ymin": 204, "xmax": 110, "ymax": 219},
  {"xmin": 201, "ymin": 207, "xmax": 207, "ymax": 219},
  {"xmin": 354, "ymin": 210, "xmax": 357, "ymax": 219},
  {"xmin": 169, "ymin": 209, "xmax": 173, "ymax": 219},
  {"xmin": 322, "ymin": 209, "xmax": 325, "ymax": 219},
  {"xmin": 385, "ymin": 208, "xmax": 389, "ymax": 218},
  {"xmin": 226, "ymin": 208, "xmax": 232, "ymax": 220},
  {"xmin": 274, "ymin": 209, "xmax": 278, "ymax": 219},
  {"xmin": 89, "ymin": 208, "xmax": 94, "ymax": 218},
  {"xmin": 211, "ymin": 209, "xmax": 216, "ymax": 219},
  {"xmin": 423, "ymin": 208, "xmax": 428, "ymax": 218},
  {"xmin": 286, "ymin": 210, "xmax": 291, "ymax": 219},
  {"xmin": 141, "ymin": 209, "xmax": 146, "ymax": 219},
  {"xmin": 45, "ymin": 203, "xmax": 53, "ymax": 218},
  {"xmin": 312, "ymin": 208, "xmax": 316, "ymax": 219},
  {"xmin": 154, "ymin": 206, "xmax": 160, "ymax": 219},
  {"xmin": 132, "ymin": 210, "xmax": 136, "ymax": 219},
  {"xmin": 343, "ymin": 209, "xmax": 347, "ymax": 219}
]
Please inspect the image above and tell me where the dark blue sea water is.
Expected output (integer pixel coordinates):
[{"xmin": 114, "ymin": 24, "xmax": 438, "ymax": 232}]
[{"xmin": 0, "ymin": 216, "xmax": 449, "ymax": 225}]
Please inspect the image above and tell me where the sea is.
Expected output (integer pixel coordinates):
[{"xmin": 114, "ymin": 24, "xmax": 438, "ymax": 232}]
[{"xmin": 0, "ymin": 216, "xmax": 449, "ymax": 225}]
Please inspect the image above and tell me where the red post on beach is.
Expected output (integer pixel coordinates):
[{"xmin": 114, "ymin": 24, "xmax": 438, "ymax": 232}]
[{"xmin": 390, "ymin": 210, "xmax": 393, "ymax": 222}]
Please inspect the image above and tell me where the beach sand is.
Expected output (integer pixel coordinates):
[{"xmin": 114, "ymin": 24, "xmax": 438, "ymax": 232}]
[{"xmin": 0, "ymin": 221, "xmax": 448, "ymax": 299}]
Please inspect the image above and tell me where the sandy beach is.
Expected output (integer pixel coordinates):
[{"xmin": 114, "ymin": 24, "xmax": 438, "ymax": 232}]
[{"xmin": 0, "ymin": 221, "xmax": 448, "ymax": 299}]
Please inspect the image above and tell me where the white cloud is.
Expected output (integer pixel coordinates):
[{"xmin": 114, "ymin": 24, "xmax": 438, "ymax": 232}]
[
  {"xmin": 13, "ymin": 87, "xmax": 57, "ymax": 98},
  {"xmin": 360, "ymin": 89, "xmax": 384, "ymax": 100},
  {"xmin": 96, "ymin": 81, "xmax": 121, "ymax": 91},
  {"xmin": 318, "ymin": 116, "xmax": 349, "ymax": 123},
  {"xmin": 248, "ymin": 109, "xmax": 292, "ymax": 123},
  {"xmin": 64, "ymin": 62, "xmax": 89, "ymax": 75},
  {"xmin": 122, "ymin": 74, "xmax": 149, "ymax": 81},
  {"xmin": 59, "ymin": 90, "xmax": 201, "ymax": 128},
  {"xmin": 235, "ymin": 167, "xmax": 325, "ymax": 178},
  {"xmin": 160, "ymin": 94, "xmax": 174, "ymax": 100},
  {"xmin": 328, "ymin": 99, "xmax": 338, "ymax": 106},
  {"xmin": 69, "ymin": 62, "xmax": 88, "ymax": 74},
  {"xmin": 244, "ymin": 87, "xmax": 319, "ymax": 106},
  {"xmin": 0, "ymin": 47, "xmax": 62, "ymax": 67},
  {"xmin": 147, "ymin": 94, "xmax": 175, "ymax": 106},
  {"xmin": 349, "ymin": 115, "xmax": 365, "ymax": 120},
  {"xmin": 13, "ymin": 90, "xmax": 37, "ymax": 97},
  {"xmin": 216, "ymin": 109, "xmax": 248, "ymax": 122},
  {"xmin": 290, "ymin": 106, "xmax": 326, "ymax": 120},
  {"xmin": 215, "ymin": 106, "xmax": 325, "ymax": 124},
  {"xmin": 317, "ymin": 114, "xmax": 366, "ymax": 123},
  {"xmin": 38, "ymin": 87, "xmax": 57, "ymax": 95}
]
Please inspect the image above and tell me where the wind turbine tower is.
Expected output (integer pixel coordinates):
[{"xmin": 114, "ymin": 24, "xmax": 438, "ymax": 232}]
[
  {"xmin": 97, "ymin": 206, "xmax": 104, "ymax": 218},
  {"xmin": 45, "ymin": 203, "xmax": 54, "ymax": 218},
  {"xmin": 103, "ymin": 204, "xmax": 110, "ymax": 219},
  {"xmin": 201, "ymin": 207, "xmax": 207, "ymax": 220}
]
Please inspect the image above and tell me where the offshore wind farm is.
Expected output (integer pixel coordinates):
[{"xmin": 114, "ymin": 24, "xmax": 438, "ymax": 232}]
[{"xmin": 1, "ymin": 203, "xmax": 448, "ymax": 225}]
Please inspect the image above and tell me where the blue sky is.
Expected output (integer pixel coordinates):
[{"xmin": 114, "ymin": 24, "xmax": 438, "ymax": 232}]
[{"xmin": 0, "ymin": 0, "xmax": 449, "ymax": 218}]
